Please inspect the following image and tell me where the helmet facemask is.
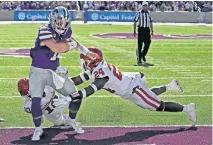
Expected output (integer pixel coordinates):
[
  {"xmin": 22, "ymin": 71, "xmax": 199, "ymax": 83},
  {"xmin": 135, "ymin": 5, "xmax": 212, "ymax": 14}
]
[
  {"xmin": 79, "ymin": 57, "xmax": 95, "ymax": 71},
  {"xmin": 49, "ymin": 6, "xmax": 71, "ymax": 35},
  {"xmin": 54, "ymin": 16, "xmax": 70, "ymax": 34},
  {"xmin": 79, "ymin": 58, "xmax": 87, "ymax": 72}
]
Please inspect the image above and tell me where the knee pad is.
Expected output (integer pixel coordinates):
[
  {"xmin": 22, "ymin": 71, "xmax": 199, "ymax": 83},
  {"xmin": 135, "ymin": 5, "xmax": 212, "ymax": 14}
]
[{"xmin": 156, "ymin": 101, "xmax": 165, "ymax": 111}]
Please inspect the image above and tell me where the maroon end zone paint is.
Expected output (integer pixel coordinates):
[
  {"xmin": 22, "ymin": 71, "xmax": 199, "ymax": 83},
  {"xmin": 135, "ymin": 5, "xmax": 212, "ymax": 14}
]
[
  {"xmin": 92, "ymin": 33, "xmax": 212, "ymax": 40},
  {"xmin": 0, "ymin": 48, "xmax": 30, "ymax": 57},
  {"xmin": 0, "ymin": 126, "xmax": 211, "ymax": 145},
  {"xmin": 0, "ymin": 33, "xmax": 211, "ymax": 57}
]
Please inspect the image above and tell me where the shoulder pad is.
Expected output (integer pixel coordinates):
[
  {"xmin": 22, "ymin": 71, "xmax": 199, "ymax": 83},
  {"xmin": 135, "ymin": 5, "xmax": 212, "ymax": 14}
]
[{"xmin": 38, "ymin": 25, "xmax": 53, "ymax": 41}]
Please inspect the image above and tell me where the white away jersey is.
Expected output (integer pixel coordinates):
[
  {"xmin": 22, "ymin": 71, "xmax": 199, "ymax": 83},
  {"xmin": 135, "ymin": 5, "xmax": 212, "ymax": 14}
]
[
  {"xmin": 24, "ymin": 86, "xmax": 57, "ymax": 115},
  {"xmin": 89, "ymin": 61, "xmax": 141, "ymax": 97}
]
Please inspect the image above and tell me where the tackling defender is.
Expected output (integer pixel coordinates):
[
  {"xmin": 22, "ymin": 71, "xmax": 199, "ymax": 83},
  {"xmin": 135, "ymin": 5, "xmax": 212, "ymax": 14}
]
[
  {"xmin": 18, "ymin": 78, "xmax": 76, "ymax": 128},
  {"xmin": 29, "ymin": 6, "xmax": 97, "ymax": 141},
  {"xmin": 55, "ymin": 47, "xmax": 197, "ymax": 126}
]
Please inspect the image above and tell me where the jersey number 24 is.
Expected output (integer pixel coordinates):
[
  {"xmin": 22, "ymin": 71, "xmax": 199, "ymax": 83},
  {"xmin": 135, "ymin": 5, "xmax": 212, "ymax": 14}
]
[{"xmin": 94, "ymin": 64, "xmax": 122, "ymax": 80}]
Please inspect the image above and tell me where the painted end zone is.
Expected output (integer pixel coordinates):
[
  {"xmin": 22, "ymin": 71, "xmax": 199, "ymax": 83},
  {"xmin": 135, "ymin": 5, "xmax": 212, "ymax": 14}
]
[
  {"xmin": 92, "ymin": 33, "xmax": 212, "ymax": 39},
  {"xmin": 0, "ymin": 126, "xmax": 211, "ymax": 145}
]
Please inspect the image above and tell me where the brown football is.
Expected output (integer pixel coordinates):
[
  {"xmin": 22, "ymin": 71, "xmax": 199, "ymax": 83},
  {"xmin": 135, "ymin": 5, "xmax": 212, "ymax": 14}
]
[{"xmin": 17, "ymin": 78, "xmax": 29, "ymax": 96}]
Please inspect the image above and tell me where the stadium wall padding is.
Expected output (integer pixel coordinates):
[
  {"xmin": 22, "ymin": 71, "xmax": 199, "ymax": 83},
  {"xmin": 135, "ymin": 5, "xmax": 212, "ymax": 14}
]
[
  {"xmin": 0, "ymin": 11, "xmax": 211, "ymax": 23},
  {"xmin": 0, "ymin": 11, "xmax": 14, "ymax": 21}
]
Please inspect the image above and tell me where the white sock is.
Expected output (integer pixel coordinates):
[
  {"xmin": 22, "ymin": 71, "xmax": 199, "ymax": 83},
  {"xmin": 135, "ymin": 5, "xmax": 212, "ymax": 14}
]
[
  {"xmin": 35, "ymin": 126, "xmax": 42, "ymax": 130},
  {"xmin": 166, "ymin": 84, "xmax": 172, "ymax": 91},
  {"xmin": 182, "ymin": 105, "xmax": 188, "ymax": 112}
]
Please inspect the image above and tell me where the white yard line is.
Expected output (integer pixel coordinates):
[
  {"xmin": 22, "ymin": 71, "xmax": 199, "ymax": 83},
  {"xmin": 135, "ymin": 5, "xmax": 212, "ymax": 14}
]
[
  {"xmin": 0, "ymin": 66, "xmax": 211, "ymax": 68},
  {"xmin": 0, "ymin": 94, "xmax": 211, "ymax": 99},
  {"xmin": 0, "ymin": 125, "xmax": 211, "ymax": 129},
  {"xmin": 178, "ymin": 72, "xmax": 201, "ymax": 73},
  {"xmin": 0, "ymin": 47, "xmax": 211, "ymax": 53},
  {"xmin": 0, "ymin": 76, "xmax": 211, "ymax": 80}
]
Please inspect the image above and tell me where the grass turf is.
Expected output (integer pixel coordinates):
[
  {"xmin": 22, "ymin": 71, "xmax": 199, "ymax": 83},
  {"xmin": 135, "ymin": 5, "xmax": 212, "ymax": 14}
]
[{"xmin": 0, "ymin": 24, "xmax": 211, "ymax": 127}]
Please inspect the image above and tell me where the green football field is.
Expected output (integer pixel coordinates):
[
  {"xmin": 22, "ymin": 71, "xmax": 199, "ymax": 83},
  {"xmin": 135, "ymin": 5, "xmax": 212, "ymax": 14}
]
[{"xmin": 0, "ymin": 24, "xmax": 211, "ymax": 128}]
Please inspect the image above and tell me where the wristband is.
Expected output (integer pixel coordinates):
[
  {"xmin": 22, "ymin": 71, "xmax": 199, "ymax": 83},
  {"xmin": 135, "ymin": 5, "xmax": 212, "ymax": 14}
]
[{"xmin": 68, "ymin": 41, "xmax": 78, "ymax": 50}]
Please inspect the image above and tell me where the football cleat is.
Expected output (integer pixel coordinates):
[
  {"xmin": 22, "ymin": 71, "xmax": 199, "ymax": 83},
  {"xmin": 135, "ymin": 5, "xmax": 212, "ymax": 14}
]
[
  {"xmin": 137, "ymin": 61, "xmax": 142, "ymax": 66},
  {"xmin": 65, "ymin": 117, "xmax": 85, "ymax": 134},
  {"xmin": 185, "ymin": 103, "xmax": 197, "ymax": 127},
  {"xmin": 168, "ymin": 79, "xmax": 183, "ymax": 93},
  {"xmin": 31, "ymin": 127, "xmax": 44, "ymax": 141},
  {"xmin": 142, "ymin": 56, "xmax": 146, "ymax": 62}
]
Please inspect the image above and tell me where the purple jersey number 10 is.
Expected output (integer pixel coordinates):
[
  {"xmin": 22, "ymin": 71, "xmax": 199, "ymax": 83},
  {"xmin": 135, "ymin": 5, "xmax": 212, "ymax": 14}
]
[{"xmin": 50, "ymin": 52, "xmax": 60, "ymax": 61}]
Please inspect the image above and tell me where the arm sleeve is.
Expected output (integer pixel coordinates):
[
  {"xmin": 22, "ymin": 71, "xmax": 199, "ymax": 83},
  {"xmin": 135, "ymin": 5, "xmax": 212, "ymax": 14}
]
[
  {"xmin": 77, "ymin": 45, "xmax": 90, "ymax": 55},
  {"xmin": 72, "ymin": 76, "xmax": 109, "ymax": 100},
  {"xmin": 71, "ymin": 72, "xmax": 90, "ymax": 86}
]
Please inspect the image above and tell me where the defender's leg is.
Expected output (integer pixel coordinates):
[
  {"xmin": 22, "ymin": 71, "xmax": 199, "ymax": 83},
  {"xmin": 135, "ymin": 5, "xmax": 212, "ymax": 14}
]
[
  {"xmin": 56, "ymin": 79, "xmax": 84, "ymax": 134},
  {"xmin": 131, "ymin": 82, "xmax": 196, "ymax": 126},
  {"xmin": 156, "ymin": 101, "xmax": 196, "ymax": 126},
  {"xmin": 44, "ymin": 112, "xmax": 66, "ymax": 126},
  {"xmin": 52, "ymin": 68, "xmax": 84, "ymax": 134},
  {"xmin": 151, "ymin": 79, "xmax": 183, "ymax": 95}
]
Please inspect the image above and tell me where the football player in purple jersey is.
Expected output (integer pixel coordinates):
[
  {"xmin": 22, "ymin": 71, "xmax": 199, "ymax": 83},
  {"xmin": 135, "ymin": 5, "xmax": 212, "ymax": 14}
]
[{"xmin": 29, "ymin": 6, "xmax": 97, "ymax": 141}]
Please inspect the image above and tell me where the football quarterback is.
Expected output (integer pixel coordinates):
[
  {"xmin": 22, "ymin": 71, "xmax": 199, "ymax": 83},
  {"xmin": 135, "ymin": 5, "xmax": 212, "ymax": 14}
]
[
  {"xmin": 55, "ymin": 47, "xmax": 197, "ymax": 127},
  {"xmin": 18, "ymin": 78, "xmax": 84, "ymax": 133}
]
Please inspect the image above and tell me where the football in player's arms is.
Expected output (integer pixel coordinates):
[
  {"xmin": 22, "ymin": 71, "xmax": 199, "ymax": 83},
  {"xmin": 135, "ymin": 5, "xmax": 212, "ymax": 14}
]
[
  {"xmin": 17, "ymin": 78, "xmax": 84, "ymax": 133},
  {"xmin": 55, "ymin": 47, "xmax": 197, "ymax": 127}
]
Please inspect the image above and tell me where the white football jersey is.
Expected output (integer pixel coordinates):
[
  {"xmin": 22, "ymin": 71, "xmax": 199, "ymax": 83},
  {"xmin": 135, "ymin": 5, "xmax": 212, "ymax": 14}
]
[
  {"xmin": 89, "ymin": 61, "xmax": 141, "ymax": 97},
  {"xmin": 24, "ymin": 86, "xmax": 59, "ymax": 115}
]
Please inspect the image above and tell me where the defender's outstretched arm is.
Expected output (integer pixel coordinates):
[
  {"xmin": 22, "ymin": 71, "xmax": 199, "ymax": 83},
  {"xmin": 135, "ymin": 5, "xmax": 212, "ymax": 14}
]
[
  {"xmin": 71, "ymin": 72, "xmax": 90, "ymax": 86},
  {"xmin": 71, "ymin": 77, "xmax": 109, "ymax": 100}
]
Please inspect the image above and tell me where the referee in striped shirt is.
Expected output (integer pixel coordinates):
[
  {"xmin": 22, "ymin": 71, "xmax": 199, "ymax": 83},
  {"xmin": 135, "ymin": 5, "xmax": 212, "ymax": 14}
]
[{"xmin": 133, "ymin": 2, "xmax": 153, "ymax": 65}]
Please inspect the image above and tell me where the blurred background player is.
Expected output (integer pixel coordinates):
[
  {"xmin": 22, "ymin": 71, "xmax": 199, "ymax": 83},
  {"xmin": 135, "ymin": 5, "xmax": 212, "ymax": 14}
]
[
  {"xmin": 18, "ymin": 78, "xmax": 84, "ymax": 131},
  {"xmin": 29, "ymin": 6, "xmax": 97, "ymax": 141},
  {"xmin": 55, "ymin": 47, "xmax": 196, "ymax": 127}
]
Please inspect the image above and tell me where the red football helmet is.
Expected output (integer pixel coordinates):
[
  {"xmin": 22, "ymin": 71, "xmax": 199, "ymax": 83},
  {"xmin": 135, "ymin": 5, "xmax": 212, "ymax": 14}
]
[
  {"xmin": 80, "ymin": 48, "xmax": 103, "ymax": 70},
  {"xmin": 17, "ymin": 78, "xmax": 30, "ymax": 97}
]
